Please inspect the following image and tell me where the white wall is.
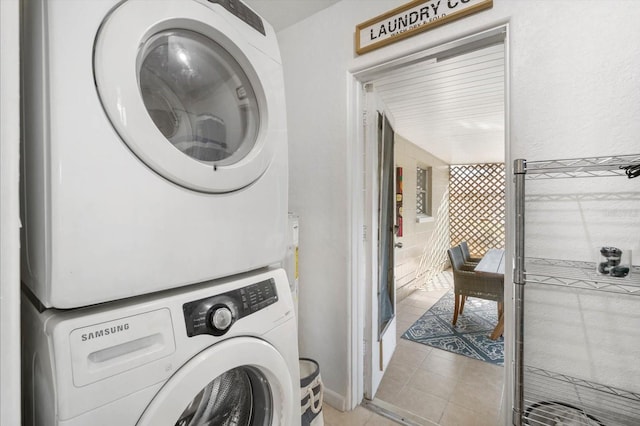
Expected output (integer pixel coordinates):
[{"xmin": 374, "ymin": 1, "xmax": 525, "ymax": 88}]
[
  {"xmin": 278, "ymin": 0, "xmax": 640, "ymax": 412},
  {"xmin": 278, "ymin": 1, "xmax": 404, "ymax": 408},
  {"xmin": 0, "ymin": 1, "xmax": 22, "ymax": 425},
  {"xmin": 394, "ymin": 134, "xmax": 448, "ymax": 300}
]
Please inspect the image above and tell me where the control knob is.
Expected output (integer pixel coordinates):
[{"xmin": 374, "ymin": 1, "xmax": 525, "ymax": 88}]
[{"xmin": 209, "ymin": 306, "xmax": 234, "ymax": 334}]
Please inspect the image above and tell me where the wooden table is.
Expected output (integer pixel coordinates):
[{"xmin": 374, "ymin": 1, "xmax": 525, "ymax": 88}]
[
  {"xmin": 474, "ymin": 248, "xmax": 505, "ymax": 339},
  {"xmin": 475, "ymin": 248, "xmax": 505, "ymax": 275}
]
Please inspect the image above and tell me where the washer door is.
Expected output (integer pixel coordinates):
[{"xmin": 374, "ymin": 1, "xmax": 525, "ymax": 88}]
[
  {"xmin": 94, "ymin": 0, "xmax": 276, "ymax": 193},
  {"xmin": 136, "ymin": 337, "xmax": 294, "ymax": 426}
]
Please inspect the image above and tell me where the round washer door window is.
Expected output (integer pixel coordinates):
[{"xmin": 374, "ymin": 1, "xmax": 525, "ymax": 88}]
[
  {"xmin": 94, "ymin": 1, "xmax": 277, "ymax": 193},
  {"xmin": 139, "ymin": 29, "xmax": 259, "ymax": 167},
  {"xmin": 136, "ymin": 337, "xmax": 294, "ymax": 426},
  {"xmin": 175, "ymin": 366, "xmax": 271, "ymax": 425}
]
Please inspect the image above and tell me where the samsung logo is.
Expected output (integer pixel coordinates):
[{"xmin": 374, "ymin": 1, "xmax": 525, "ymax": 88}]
[{"xmin": 81, "ymin": 323, "xmax": 130, "ymax": 341}]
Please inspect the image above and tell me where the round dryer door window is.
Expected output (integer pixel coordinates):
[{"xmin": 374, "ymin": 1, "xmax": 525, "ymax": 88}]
[
  {"xmin": 94, "ymin": 1, "xmax": 281, "ymax": 193},
  {"xmin": 139, "ymin": 30, "xmax": 259, "ymax": 167}
]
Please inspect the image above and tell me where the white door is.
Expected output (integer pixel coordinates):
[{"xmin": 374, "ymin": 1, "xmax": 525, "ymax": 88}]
[
  {"xmin": 364, "ymin": 86, "xmax": 397, "ymax": 399},
  {"xmin": 94, "ymin": 0, "xmax": 277, "ymax": 193},
  {"xmin": 137, "ymin": 337, "xmax": 294, "ymax": 426}
]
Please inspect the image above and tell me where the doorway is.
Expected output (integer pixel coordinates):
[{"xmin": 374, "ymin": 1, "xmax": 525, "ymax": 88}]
[{"xmin": 348, "ymin": 25, "xmax": 512, "ymax": 424}]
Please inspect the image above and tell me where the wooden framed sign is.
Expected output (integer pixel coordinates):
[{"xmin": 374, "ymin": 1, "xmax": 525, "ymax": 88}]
[{"xmin": 355, "ymin": 0, "xmax": 493, "ymax": 55}]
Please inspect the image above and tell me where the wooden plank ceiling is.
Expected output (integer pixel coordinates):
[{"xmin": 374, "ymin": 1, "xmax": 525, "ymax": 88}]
[{"xmin": 372, "ymin": 43, "xmax": 505, "ymax": 165}]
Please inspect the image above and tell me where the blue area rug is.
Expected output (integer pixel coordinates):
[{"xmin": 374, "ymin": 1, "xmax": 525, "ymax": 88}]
[{"xmin": 401, "ymin": 290, "xmax": 504, "ymax": 365}]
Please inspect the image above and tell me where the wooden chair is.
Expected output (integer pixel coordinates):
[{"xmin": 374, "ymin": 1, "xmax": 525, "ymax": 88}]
[{"xmin": 447, "ymin": 246, "xmax": 504, "ymax": 327}]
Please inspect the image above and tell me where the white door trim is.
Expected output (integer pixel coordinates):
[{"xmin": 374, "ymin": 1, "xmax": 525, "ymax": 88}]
[{"xmin": 346, "ymin": 24, "xmax": 512, "ymax": 422}]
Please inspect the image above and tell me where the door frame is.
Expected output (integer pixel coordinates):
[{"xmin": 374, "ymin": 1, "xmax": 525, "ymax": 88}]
[{"xmin": 346, "ymin": 24, "xmax": 512, "ymax": 421}]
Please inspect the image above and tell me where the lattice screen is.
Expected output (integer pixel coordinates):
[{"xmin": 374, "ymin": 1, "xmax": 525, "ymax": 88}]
[
  {"xmin": 449, "ymin": 163, "xmax": 505, "ymax": 257},
  {"xmin": 414, "ymin": 188, "xmax": 450, "ymax": 290}
]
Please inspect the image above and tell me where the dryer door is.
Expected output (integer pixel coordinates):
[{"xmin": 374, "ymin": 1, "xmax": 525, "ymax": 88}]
[
  {"xmin": 94, "ymin": 0, "xmax": 280, "ymax": 193},
  {"xmin": 136, "ymin": 337, "xmax": 294, "ymax": 426}
]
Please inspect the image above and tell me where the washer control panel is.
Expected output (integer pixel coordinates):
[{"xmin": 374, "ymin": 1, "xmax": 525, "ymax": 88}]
[{"xmin": 183, "ymin": 278, "xmax": 278, "ymax": 337}]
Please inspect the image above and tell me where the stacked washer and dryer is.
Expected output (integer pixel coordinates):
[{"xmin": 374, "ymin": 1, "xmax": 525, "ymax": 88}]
[{"xmin": 20, "ymin": 0, "xmax": 300, "ymax": 425}]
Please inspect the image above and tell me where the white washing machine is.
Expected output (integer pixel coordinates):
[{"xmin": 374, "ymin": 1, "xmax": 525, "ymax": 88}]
[
  {"xmin": 20, "ymin": 0, "xmax": 288, "ymax": 308},
  {"xmin": 22, "ymin": 268, "xmax": 300, "ymax": 426}
]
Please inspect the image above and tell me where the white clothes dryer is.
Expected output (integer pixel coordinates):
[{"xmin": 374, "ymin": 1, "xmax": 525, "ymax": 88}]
[
  {"xmin": 20, "ymin": 0, "xmax": 288, "ymax": 308},
  {"xmin": 22, "ymin": 268, "xmax": 300, "ymax": 426}
]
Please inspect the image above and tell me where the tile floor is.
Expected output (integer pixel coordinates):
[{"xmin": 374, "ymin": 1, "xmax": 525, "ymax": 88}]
[{"xmin": 324, "ymin": 272, "xmax": 505, "ymax": 425}]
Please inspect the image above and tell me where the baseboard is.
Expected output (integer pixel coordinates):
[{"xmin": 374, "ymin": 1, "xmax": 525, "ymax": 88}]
[
  {"xmin": 322, "ymin": 387, "xmax": 346, "ymax": 412},
  {"xmin": 396, "ymin": 282, "xmax": 416, "ymax": 302}
]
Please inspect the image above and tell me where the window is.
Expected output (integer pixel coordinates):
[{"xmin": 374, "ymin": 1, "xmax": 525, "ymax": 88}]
[{"xmin": 416, "ymin": 166, "xmax": 432, "ymax": 222}]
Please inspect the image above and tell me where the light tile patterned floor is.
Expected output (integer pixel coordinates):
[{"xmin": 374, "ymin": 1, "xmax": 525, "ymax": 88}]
[
  {"xmin": 324, "ymin": 272, "xmax": 505, "ymax": 425},
  {"xmin": 323, "ymin": 405, "xmax": 401, "ymax": 426}
]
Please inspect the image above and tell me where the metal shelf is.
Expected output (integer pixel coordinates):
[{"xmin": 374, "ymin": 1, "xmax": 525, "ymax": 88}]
[
  {"xmin": 524, "ymin": 154, "xmax": 640, "ymax": 179},
  {"xmin": 523, "ymin": 365, "xmax": 640, "ymax": 425},
  {"xmin": 513, "ymin": 156, "xmax": 640, "ymax": 425},
  {"xmin": 525, "ymin": 258, "xmax": 640, "ymax": 296}
]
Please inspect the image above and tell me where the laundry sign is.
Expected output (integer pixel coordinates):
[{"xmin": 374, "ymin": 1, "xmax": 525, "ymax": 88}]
[{"xmin": 356, "ymin": 0, "xmax": 493, "ymax": 55}]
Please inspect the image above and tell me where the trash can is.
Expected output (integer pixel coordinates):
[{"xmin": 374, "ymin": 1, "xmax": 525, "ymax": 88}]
[{"xmin": 300, "ymin": 358, "xmax": 324, "ymax": 426}]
